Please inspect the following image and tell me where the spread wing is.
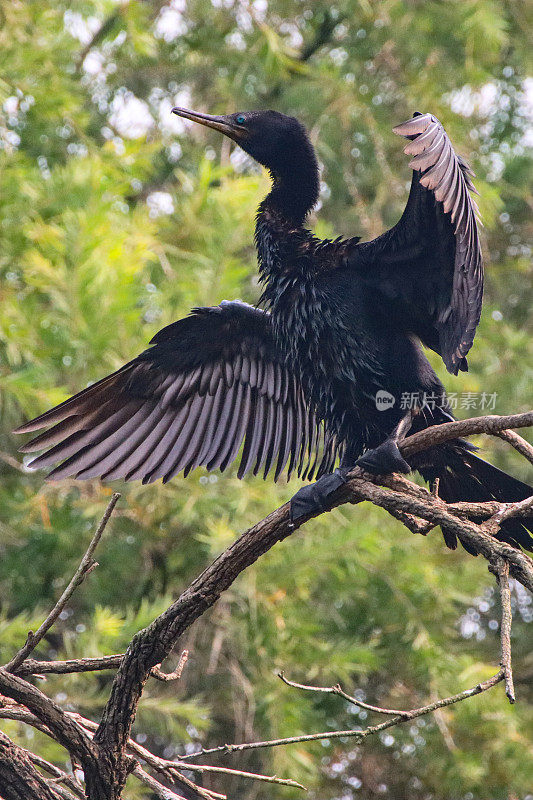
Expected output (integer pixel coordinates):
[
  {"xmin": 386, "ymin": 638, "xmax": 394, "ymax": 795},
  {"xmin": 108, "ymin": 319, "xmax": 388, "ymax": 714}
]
[
  {"xmin": 14, "ymin": 301, "xmax": 339, "ymax": 483},
  {"xmin": 353, "ymin": 113, "xmax": 483, "ymax": 375}
]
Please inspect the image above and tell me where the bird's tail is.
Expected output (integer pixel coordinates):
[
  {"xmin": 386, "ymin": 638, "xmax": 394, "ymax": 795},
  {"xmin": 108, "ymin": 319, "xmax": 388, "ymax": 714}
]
[{"xmin": 417, "ymin": 442, "xmax": 533, "ymax": 552}]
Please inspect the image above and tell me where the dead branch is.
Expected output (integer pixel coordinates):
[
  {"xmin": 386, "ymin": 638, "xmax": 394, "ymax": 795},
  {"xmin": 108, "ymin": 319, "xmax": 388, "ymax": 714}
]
[
  {"xmin": 14, "ymin": 655, "xmax": 124, "ymax": 678},
  {"xmin": 0, "ymin": 668, "xmax": 105, "ymax": 783},
  {"xmin": 496, "ymin": 429, "xmax": 533, "ymax": 465},
  {"xmin": 491, "ymin": 558, "xmax": 515, "ymax": 702},
  {"xmin": 400, "ymin": 411, "xmax": 533, "ymax": 456},
  {"xmin": 131, "ymin": 764, "xmax": 191, "ymax": 800},
  {"xmin": 24, "ymin": 750, "xmax": 85, "ymax": 800},
  {"xmin": 278, "ymin": 672, "xmax": 411, "ymax": 716},
  {"xmin": 5, "ymin": 493, "xmax": 121, "ymax": 673},
  {"xmin": 15, "ymin": 652, "xmax": 186, "ymax": 682},
  {"xmin": 150, "ymin": 650, "xmax": 189, "ymax": 682}
]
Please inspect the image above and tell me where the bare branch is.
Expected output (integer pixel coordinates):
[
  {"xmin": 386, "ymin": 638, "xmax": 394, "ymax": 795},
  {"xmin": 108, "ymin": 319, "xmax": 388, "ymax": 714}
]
[
  {"xmin": 163, "ymin": 761, "xmax": 306, "ymax": 791},
  {"xmin": 278, "ymin": 672, "xmax": 410, "ymax": 716},
  {"xmin": 132, "ymin": 764, "xmax": 226, "ymax": 800},
  {"xmin": 497, "ymin": 429, "xmax": 533, "ymax": 466},
  {"xmin": 483, "ymin": 495, "xmax": 533, "ymax": 535},
  {"xmin": 0, "ymin": 699, "xmax": 306, "ymax": 795},
  {"xmin": 181, "ymin": 672, "xmax": 504, "ymax": 759},
  {"xmin": 15, "ymin": 655, "xmax": 124, "ymax": 677},
  {"xmin": 399, "ymin": 411, "xmax": 533, "ymax": 457},
  {"xmin": 493, "ymin": 558, "xmax": 515, "ymax": 703},
  {"xmin": 13, "ymin": 650, "xmax": 189, "ymax": 682},
  {"xmin": 151, "ymin": 650, "xmax": 189, "ymax": 682},
  {"xmin": 5, "ymin": 493, "xmax": 120, "ymax": 673},
  {"xmin": 131, "ymin": 764, "xmax": 190, "ymax": 800},
  {"xmin": 0, "ymin": 697, "xmax": 55, "ymax": 737},
  {"xmin": 71, "ymin": 710, "xmax": 304, "ymax": 793},
  {"xmin": 16, "ymin": 651, "xmax": 187, "ymax": 682},
  {"xmin": 347, "ymin": 479, "xmax": 533, "ymax": 592},
  {"xmin": 23, "ymin": 750, "xmax": 84, "ymax": 800}
]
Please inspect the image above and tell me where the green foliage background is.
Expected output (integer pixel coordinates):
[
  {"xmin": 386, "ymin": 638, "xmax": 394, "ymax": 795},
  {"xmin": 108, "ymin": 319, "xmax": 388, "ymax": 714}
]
[{"xmin": 1, "ymin": 2, "xmax": 532, "ymax": 798}]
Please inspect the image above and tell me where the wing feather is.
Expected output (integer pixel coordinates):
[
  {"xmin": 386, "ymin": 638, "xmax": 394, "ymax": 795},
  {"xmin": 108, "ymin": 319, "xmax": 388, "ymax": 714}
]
[
  {"xmin": 15, "ymin": 302, "xmax": 338, "ymax": 485},
  {"xmin": 354, "ymin": 113, "xmax": 483, "ymax": 375}
]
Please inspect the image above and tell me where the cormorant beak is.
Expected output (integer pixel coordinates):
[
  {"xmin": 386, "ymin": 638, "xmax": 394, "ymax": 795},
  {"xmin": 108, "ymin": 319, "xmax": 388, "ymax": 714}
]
[{"xmin": 171, "ymin": 107, "xmax": 247, "ymax": 141}]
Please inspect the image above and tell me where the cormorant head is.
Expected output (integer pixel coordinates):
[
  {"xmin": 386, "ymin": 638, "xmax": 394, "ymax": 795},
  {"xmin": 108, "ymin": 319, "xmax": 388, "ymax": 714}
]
[{"xmin": 171, "ymin": 107, "xmax": 317, "ymax": 180}]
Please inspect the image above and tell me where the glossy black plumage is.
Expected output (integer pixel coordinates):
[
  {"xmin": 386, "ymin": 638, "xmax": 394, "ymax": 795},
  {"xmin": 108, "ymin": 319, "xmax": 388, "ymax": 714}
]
[{"xmin": 14, "ymin": 108, "xmax": 532, "ymax": 551}]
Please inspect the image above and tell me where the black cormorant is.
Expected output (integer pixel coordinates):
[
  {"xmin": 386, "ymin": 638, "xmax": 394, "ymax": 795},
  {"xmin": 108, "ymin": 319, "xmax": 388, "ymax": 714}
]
[{"xmin": 14, "ymin": 108, "xmax": 532, "ymax": 552}]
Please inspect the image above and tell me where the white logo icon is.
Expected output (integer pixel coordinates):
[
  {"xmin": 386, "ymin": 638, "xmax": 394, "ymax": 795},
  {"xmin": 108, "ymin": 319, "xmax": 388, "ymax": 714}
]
[{"xmin": 375, "ymin": 390, "xmax": 396, "ymax": 411}]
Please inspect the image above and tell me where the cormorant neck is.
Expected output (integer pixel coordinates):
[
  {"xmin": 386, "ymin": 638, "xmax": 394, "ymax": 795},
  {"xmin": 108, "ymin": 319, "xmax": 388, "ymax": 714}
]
[{"xmin": 261, "ymin": 144, "xmax": 320, "ymax": 226}]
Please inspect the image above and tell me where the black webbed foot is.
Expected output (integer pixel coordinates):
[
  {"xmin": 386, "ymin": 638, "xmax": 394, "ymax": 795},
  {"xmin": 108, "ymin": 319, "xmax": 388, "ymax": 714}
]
[
  {"xmin": 355, "ymin": 438, "xmax": 411, "ymax": 475},
  {"xmin": 290, "ymin": 467, "xmax": 349, "ymax": 522}
]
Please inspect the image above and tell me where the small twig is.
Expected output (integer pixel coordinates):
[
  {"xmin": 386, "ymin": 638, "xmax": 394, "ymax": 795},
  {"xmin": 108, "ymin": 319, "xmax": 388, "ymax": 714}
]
[
  {"xmin": 483, "ymin": 495, "xmax": 533, "ymax": 536},
  {"xmin": 5, "ymin": 493, "xmax": 120, "ymax": 673},
  {"xmin": 151, "ymin": 650, "xmax": 189, "ymax": 682},
  {"xmin": 432, "ymin": 477, "xmax": 440, "ymax": 498},
  {"xmin": 493, "ymin": 558, "xmax": 515, "ymax": 703},
  {"xmin": 132, "ymin": 764, "xmax": 189, "ymax": 800},
  {"xmin": 497, "ymin": 429, "xmax": 533, "ymax": 466},
  {"xmin": 165, "ymin": 761, "xmax": 305, "ymax": 791},
  {"xmin": 382, "ymin": 505, "xmax": 435, "ymax": 536},
  {"xmin": 25, "ymin": 751, "xmax": 85, "ymax": 799},
  {"xmin": 134, "ymin": 763, "xmax": 226, "ymax": 800},
  {"xmin": 278, "ymin": 672, "xmax": 410, "ymax": 716},
  {"xmin": 181, "ymin": 672, "xmax": 504, "ymax": 759},
  {"xmin": 429, "ymin": 689, "xmax": 457, "ymax": 751}
]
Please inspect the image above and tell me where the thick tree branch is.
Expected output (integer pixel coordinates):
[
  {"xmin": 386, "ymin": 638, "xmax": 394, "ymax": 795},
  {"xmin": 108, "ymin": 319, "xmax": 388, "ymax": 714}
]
[
  {"xmin": 399, "ymin": 411, "xmax": 533, "ymax": 456},
  {"xmin": 0, "ymin": 669, "xmax": 103, "ymax": 780},
  {"xmin": 0, "ymin": 729, "xmax": 69, "ymax": 800}
]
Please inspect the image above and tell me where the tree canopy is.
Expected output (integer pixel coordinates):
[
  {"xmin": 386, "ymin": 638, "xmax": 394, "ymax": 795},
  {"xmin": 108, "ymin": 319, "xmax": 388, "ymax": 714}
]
[{"xmin": 0, "ymin": 2, "xmax": 532, "ymax": 798}]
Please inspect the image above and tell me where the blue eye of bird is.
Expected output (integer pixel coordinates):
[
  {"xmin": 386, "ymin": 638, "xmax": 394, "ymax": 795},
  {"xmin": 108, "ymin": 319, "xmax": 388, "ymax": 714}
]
[{"xmin": 236, "ymin": 115, "xmax": 246, "ymax": 124}]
